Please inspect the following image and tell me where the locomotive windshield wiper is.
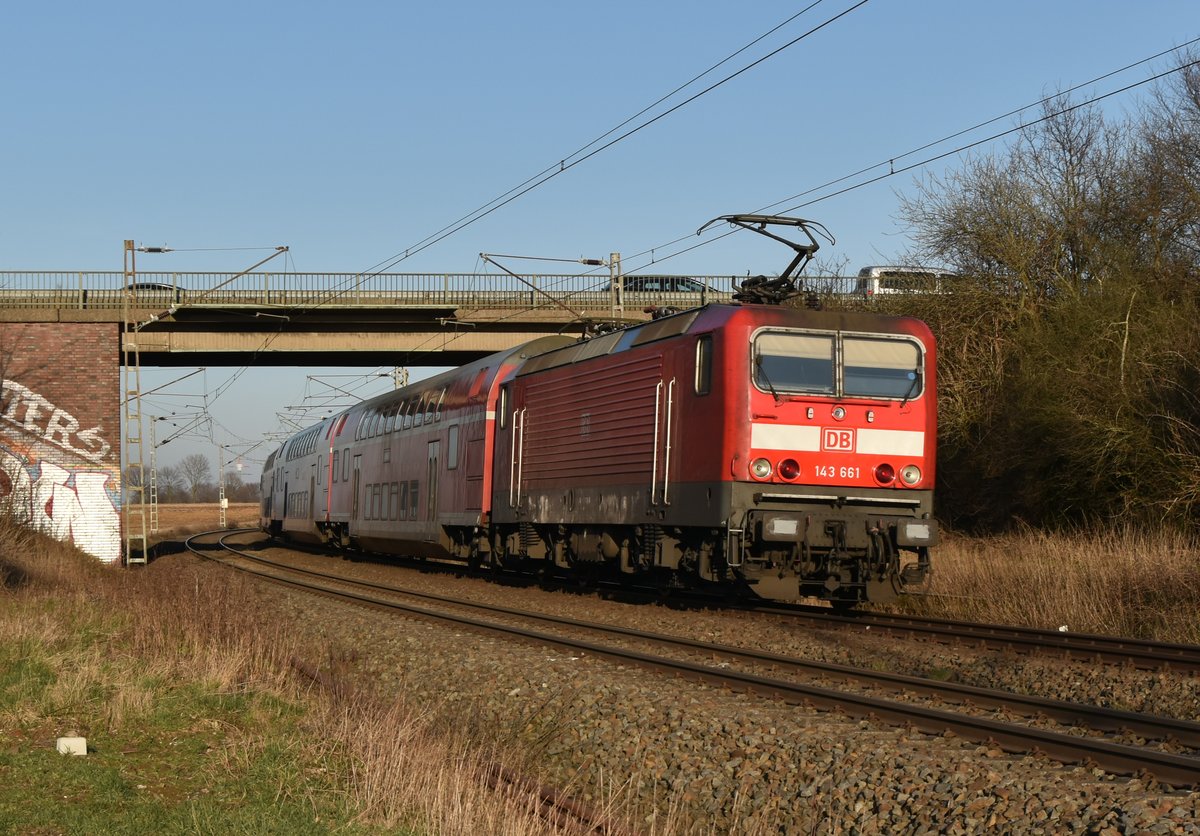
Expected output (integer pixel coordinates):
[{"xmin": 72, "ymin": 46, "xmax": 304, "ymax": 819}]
[
  {"xmin": 900, "ymin": 369, "xmax": 921, "ymax": 406},
  {"xmin": 755, "ymin": 355, "xmax": 783, "ymax": 405}
]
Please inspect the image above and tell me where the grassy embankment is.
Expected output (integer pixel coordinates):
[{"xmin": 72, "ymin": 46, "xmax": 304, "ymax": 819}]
[
  {"xmin": 3, "ymin": 502, "xmax": 1197, "ymax": 832},
  {"xmin": 904, "ymin": 528, "xmax": 1200, "ymax": 644},
  {"xmin": 0, "ymin": 509, "xmax": 636, "ymax": 835}
]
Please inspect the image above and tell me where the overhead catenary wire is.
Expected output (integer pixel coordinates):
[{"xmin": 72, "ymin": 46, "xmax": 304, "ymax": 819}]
[
  {"xmin": 327, "ymin": 42, "xmax": 1200, "ymax": 392},
  {"xmin": 196, "ymin": 3, "xmax": 872, "ymax": 438},
  {"xmin": 353, "ymin": 1, "xmax": 833, "ymax": 280},
  {"xmin": 191, "ymin": 31, "xmax": 1200, "ymax": 447},
  {"xmin": 605, "ymin": 44, "xmax": 1200, "ymax": 277},
  {"xmin": 354, "ymin": 0, "xmax": 873, "ymax": 281},
  {"xmin": 260, "ymin": 36, "xmax": 1200, "ymax": 433},
  {"xmin": 275, "ymin": 0, "xmax": 873, "ymax": 322}
]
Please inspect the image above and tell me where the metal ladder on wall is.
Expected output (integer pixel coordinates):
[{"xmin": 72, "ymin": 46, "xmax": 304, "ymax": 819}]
[{"xmin": 122, "ymin": 240, "xmax": 149, "ymax": 565}]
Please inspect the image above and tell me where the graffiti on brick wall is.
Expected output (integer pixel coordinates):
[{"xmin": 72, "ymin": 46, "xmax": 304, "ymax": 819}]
[
  {"xmin": 0, "ymin": 379, "xmax": 120, "ymax": 564},
  {"xmin": 1, "ymin": 379, "xmax": 111, "ymax": 463}
]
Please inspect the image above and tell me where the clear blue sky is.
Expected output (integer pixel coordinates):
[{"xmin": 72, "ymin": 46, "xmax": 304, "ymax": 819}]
[{"xmin": 2, "ymin": 1, "xmax": 1194, "ymax": 480}]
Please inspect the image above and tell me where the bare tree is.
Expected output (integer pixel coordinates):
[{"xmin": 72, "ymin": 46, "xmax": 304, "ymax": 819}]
[
  {"xmin": 896, "ymin": 76, "xmax": 1200, "ymax": 529},
  {"xmin": 177, "ymin": 453, "xmax": 212, "ymax": 502},
  {"xmin": 157, "ymin": 464, "xmax": 184, "ymax": 503}
]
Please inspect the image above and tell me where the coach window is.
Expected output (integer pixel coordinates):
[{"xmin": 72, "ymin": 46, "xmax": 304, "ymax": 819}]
[
  {"xmin": 434, "ymin": 389, "xmax": 445, "ymax": 421},
  {"xmin": 753, "ymin": 331, "xmax": 835, "ymax": 395},
  {"xmin": 414, "ymin": 396, "xmax": 425, "ymax": 428},
  {"xmin": 694, "ymin": 334, "xmax": 713, "ymax": 395},
  {"xmin": 342, "ymin": 448, "xmax": 350, "ymax": 482},
  {"xmin": 390, "ymin": 482, "xmax": 399, "ymax": 520},
  {"xmin": 499, "ymin": 386, "xmax": 508, "ymax": 429},
  {"xmin": 842, "ymin": 336, "xmax": 922, "ymax": 399},
  {"xmin": 447, "ymin": 425, "xmax": 459, "ymax": 469},
  {"xmin": 424, "ymin": 395, "xmax": 435, "ymax": 424},
  {"xmin": 408, "ymin": 478, "xmax": 419, "ymax": 518},
  {"xmin": 332, "ymin": 450, "xmax": 339, "ymax": 483},
  {"xmin": 385, "ymin": 405, "xmax": 397, "ymax": 434},
  {"xmin": 398, "ymin": 481, "xmax": 409, "ymax": 520}
]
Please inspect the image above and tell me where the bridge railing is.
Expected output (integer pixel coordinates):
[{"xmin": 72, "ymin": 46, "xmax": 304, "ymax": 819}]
[{"xmin": 0, "ymin": 271, "xmax": 852, "ymax": 310}]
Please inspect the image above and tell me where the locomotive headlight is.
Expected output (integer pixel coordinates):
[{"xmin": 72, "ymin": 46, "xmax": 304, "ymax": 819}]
[
  {"xmin": 750, "ymin": 458, "xmax": 773, "ymax": 479},
  {"xmin": 900, "ymin": 465, "xmax": 922, "ymax": 485},
  {"xmin": 777, "ymin": 458, "xmax": 800, "ymax": 480},
  {"xmin": 832, "ymin": 406, "xmax": 846, "ymax": 421}
]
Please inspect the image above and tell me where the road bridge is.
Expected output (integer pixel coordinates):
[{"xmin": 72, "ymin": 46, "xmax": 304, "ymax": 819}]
[{"xmin": 0, "ymin": 270, "xmax": 848, "ymax": 365}]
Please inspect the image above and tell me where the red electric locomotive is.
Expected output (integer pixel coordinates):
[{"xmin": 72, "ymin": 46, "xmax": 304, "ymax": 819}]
[{"xmin": 261, "ymin": 216, "xmax": 938, "ymax": 605}]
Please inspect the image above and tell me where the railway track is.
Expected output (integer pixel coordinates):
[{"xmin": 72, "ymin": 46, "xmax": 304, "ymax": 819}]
[
  {"xmin": 188, "ymin": 530, "xmax": 1200, "ymax": 788},
  {"xmin": 749, "ymin": 603, "xmax": 1200, "ymax": 673},
  {"xmin": 198, "ymin": 530, "xmax": 629, "ymax": 836},
  {"xmin": 250, "ymin": 533, "xmax": 1200, "ymax": 675}
]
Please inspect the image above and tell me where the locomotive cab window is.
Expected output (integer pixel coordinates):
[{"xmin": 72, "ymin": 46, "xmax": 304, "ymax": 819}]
[
  {"xmin": 842, "ymin": 336, "xmax": 922, "ymax": 399},
  {"xmin": 753, "ymin": 329, "xmax": 924, "ymax": 400},
  {"xmin": 753, "ymin": 332, "xmax": 835, "ymax": 395}
]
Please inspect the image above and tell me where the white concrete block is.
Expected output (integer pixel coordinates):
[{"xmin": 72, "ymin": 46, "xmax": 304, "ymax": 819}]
[{"xmin": 56, "ymin": 737, "xmax": 87, "ymax": 756}]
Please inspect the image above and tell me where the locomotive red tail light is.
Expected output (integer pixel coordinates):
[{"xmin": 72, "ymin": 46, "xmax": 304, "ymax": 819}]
[
  {"xmin": 874, "ymin": 463, "xmax": 896, "ymax": 485},
  {"xmin": 777, "ymin": 458, "xmax": 800, "ymax": 480}
]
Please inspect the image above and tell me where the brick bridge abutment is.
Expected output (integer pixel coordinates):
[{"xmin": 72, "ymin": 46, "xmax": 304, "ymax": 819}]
[{"xmin": 0, "ymin": 322, "xmax": 122, "ymax": 563}]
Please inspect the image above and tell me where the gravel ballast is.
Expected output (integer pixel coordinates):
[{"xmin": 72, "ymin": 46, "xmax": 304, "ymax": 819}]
[{"xmin": 205, "ymin": 543, "xmax": 1200, "ymax": 832}]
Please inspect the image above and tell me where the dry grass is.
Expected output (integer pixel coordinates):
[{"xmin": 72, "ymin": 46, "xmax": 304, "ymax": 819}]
[
  {"xmin": 128, "ymin": 502, "xmax": 261, "ymax": 543},
  {"xmin": 0, "ymin": 517, "xmax": 646, "ymax": 834},
  {"xmin": 908, "ymin": 527, "xmax": 1200, "ymax": 643}
]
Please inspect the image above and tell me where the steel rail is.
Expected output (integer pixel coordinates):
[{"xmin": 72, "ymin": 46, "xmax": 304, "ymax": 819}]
[
  {"xmin": 217, "ymin": 533, "xmax": 1200, "ymax": 749},
  {"xmin": 184, "ymin": 531, "xmax": 631, "ymax": 836},
  {"xmin": 190, "ymin": 532, "xmax": 1200, "ymax": 787},
  {"xmin": 750, "ymin": 604, "xmax": 1200, "ymax": 673}
]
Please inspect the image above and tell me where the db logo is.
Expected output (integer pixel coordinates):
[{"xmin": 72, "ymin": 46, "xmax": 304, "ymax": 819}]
[{"xmin": 822, "ymin": 428, "xmax": 856, "ymax": 452}]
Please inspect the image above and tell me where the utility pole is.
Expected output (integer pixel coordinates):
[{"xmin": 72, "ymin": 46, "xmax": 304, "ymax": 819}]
[
  {"xmin": 609, "ymin": 252, "xmax": 622, "ymax": 319},
  {"xmin": 217, "ymin": 444, "xmax": 227, "ymax": 528},
  {"xmin": 122, "ymin": 240, "xmax": 149, "ymax": 565}
]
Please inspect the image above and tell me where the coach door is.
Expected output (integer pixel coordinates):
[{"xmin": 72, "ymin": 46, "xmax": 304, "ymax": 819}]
[
  {"xmin": 426, "ymin": 440, "xmax": 440, "ymax": 522},
  {"xmin": 351, "ymin": 455, "xmax": 362, "ymax": 519}
]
